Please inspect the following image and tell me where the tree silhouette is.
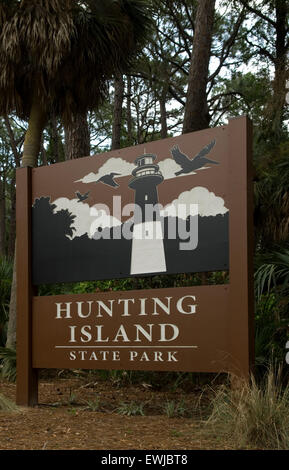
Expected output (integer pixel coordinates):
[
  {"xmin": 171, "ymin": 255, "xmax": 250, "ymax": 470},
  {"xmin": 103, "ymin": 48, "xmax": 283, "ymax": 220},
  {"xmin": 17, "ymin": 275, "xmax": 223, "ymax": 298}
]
[{"xmin": 33, "ymin": 197, "xmax": 76, "ymax": 240}]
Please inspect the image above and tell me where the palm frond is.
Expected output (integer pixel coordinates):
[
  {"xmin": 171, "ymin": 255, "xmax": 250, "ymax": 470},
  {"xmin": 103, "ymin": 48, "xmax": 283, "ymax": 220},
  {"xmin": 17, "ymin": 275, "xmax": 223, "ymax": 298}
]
[
  {"xmin": 0, "ymin": 0, "xmax": 152, "ymax": 120},
  {"xmin": 255, "ymin": 244, "xmax": 289, "ymax": 300}
]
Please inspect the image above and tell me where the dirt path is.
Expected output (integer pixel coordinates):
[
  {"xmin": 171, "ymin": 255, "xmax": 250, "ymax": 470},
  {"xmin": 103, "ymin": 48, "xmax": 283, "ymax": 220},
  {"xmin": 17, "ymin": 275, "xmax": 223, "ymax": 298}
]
[{"xmin": 0, "ymin": 375, "xmax": 231, "ymax": 450}]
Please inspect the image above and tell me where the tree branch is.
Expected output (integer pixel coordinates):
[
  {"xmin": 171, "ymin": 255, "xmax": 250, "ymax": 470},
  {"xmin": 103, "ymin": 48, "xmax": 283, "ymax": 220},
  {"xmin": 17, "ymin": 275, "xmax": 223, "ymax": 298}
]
[
  {"xmin": 238, "ymin": 0, "xmax": 276, "ymax": 27},
  {"xmin": 245, "ymin": 36, "xmax": 276, "ymax": 62},
  {"xmin": 209, "ymin": 9, "xmax": 246, "ymax": 82}
]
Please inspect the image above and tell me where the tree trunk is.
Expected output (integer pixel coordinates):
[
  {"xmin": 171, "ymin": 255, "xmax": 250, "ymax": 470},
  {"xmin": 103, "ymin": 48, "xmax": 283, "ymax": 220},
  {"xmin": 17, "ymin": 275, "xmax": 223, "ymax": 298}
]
[
  {"xmin": 159, "ymin": 90, "xmax": 168, "ymax": 139},
  {"xmin": 111, "ymin": 75, "xmax": 125, "ymax": 150},
  {"xmin": 50, "ymin": 117, "xmax": 62, "ymax": 163},
  {"xmin": 126, "ymin": 75, "xmax": 134, "ymax": 146},
  {"xmin": 6, "ymin": 249, "xmax": 17, "ymax": 350},
  {"xmin": 22, "ymin": 95, "xmax": 46, "ymax": 167},
  {"xmin": 0, "ymin": 175, "xmax": 5, "ymax": 257},
  {"xmin": 65, "ymin": 112, "xmax": 90, "ymax": 159},
  {"xmin": 4, "ymin": 116, "xmax": 20, "ymax": 258},
  {"xmin": 182, "ymin": 0, "xmax": 215, "ymax": 134},
  {"xmin": 40, "ymin": 137, "xmax": 48, "ymax": 165},
  {"xmin": 8, "ymin": 175, "xmax": 16, "ymax": 258},
  {"xmin": 266, "ymin": 0, "xmax": 288, "ymax": 138},
  {"xmin": 6, "ymin": 92, "xmax": 46, "ymax": 350}
]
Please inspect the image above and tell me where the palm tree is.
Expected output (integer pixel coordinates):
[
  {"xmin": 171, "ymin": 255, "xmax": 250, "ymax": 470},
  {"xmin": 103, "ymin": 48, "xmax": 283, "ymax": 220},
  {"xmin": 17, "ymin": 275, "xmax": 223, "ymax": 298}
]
[
  {"xmin": 254, "ymin": 147, "xmax": 289, "ymax": 250},
  {"xmin": 0, "ymin": 0, "xmax": 152, "ymax": 349},
  {"xmin": 0, "ymin": 0, "xmax": 152, "ymax": 166}
]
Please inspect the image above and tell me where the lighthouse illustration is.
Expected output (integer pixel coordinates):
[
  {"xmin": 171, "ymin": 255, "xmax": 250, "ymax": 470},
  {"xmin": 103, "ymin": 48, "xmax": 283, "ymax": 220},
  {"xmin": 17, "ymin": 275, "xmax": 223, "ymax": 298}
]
[{"xmin": 129, "ymin": 153, "xmax": 167, "ymax": 275}]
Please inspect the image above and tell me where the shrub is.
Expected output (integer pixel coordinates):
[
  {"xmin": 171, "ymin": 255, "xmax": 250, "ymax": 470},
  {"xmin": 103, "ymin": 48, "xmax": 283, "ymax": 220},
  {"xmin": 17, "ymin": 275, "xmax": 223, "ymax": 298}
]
[
  {"xmin": 0, "ymin": 347, "xmax": 16, "ymax": 382},
  {"xmin": 163, "ymin": 399, "xmax": 187, "ymax": 418},
  {"xmin": 0, "ymin": 257, "xmax": 13, "ymax": 346},
  {"xmin": 116, "ymin": 401, "xmax": 145, "ymax": 416},
  {"xmin": 206, "ymin": 366, "xmax": 289, "ymax": 449}
]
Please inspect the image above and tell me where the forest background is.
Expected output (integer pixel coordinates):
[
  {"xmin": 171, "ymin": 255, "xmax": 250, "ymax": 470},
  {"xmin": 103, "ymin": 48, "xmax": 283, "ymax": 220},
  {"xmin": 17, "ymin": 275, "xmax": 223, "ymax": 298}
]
[{"xmin": 0, "ymin": 0, "xmax": 288, "ymax": 384}]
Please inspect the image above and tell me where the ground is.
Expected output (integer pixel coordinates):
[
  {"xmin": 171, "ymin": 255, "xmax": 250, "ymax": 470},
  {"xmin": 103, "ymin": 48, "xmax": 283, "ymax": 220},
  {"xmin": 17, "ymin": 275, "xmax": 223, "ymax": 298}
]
[{"xmin": 0, "ymin": 371, "xmax": 232, "ymax": 451}]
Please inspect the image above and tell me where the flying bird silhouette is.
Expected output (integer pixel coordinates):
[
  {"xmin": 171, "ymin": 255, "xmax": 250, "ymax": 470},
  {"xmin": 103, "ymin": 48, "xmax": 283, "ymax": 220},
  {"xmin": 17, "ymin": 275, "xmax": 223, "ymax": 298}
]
[
  {"xmin": 96, "ymin": 172, "xmax": 121, "ymax": 188},
  {"xmin": 170, "ymin": 140, "xmax": 218, "ymax": 176},
  {"xmin": 75, "ymin": 191, "xmax": 89, "ymax": 202}
]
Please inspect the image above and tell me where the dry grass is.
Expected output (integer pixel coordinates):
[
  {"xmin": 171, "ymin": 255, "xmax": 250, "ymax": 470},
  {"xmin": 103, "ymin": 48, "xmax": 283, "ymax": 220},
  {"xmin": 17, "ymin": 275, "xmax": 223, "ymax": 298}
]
[
  {"xmin": 205, "ymin": 366, "xmax": 289, "ymax": 449},
  {"xmin": 0, "ymin": 392, "xmax": 19, "ymax": 413}
]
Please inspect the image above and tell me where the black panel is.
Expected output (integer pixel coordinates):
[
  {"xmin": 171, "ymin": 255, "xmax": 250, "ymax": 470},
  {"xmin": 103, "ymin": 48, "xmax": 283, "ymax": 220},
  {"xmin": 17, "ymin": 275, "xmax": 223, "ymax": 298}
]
[{"xmin": 32, "ymin": 197, "xmax": 229, "ymax": 285}]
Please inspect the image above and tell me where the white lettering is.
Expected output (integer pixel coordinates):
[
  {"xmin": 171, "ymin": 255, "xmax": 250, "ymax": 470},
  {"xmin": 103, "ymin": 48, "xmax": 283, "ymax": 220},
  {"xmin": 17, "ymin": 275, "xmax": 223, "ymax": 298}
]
[
  {"xmin": 89, "ymin": 351, "xmax": 98, "ymax": 360},
  {"xmin": 55, "ymin": 302, "xmax": 72, "ymax": 319},
  {"xmin": 154, "ymin": 351, "xmax": 164, "ymax": 361},
  {"xmin": 134, "ymin": 324, "xmax": 153, "ymax": 342},
  {"xmin": 69, "ymin": 325, "xmax": 77, "ymax": 343},
  {"xmin": 112, "ymin": 350, "xmax": 120, "ymax": 361},
  {"xmin": 80, "ymin": 325, "xmax": 92, "ymax": 342},
  {"xmin": 95, "ymin": 325, "xmax": 109, "ymax": 342},
  {"xmin": 140, "ymin": 351, "xmax": 150, "ymax": 361},
  {"xmin": 130, "ymin": 351, "xmax": 138, "ymax": 361},
  {"xmin": 152, "ymin": 297, "xmax": 172, "ymax": 315},
  {"xmin": 159, "ymin": 324, "xmax": 179, "ymax": 342},
  {"xmin": 77, "ymin": 301, "xmax": 93, "ymax": 318},
  {"xmin": 113, "ymin": 324, "xmax": 130, "ymax": 342},
  {"xmin": 177, "ymin": 295, "xmax": 197, "ymax": 314},
  {"xmin": 96, "ymin": 300, "xmax": 114, "ymax": 317},
  {"xmin": 69, "ymin": 351, "xmax": 76, "ymax": 360},
  {"xmin": 168, "ymin": 351, "xmax": 178, "ymax": 362},
  {"xmin": 139, "ymin": 298, "xmax": 147, "ymax": 315},
  {"xmin": 118, "ymin": 298, "xmax": 135, "ymax": 316}
]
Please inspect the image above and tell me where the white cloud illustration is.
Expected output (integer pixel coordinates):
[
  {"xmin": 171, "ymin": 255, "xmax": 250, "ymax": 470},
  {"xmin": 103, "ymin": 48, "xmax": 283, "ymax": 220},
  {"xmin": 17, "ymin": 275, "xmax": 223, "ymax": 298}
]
[
  {"xmin": 161, "ymin": 186, "xmax": 228, "ymax": 219},
  {"xmin": 53, "ymin": 198, "xmax": 121, "ymax": 239},
  {"xmin": 89, "ymin": 206, "xmax": 122, "ymax": 238},
  {"xmin": 75, "ymin": 157, "xmax": 135, "ymax": 183},
  {"xmin": 158, "ymin": 158, "xmax": 199, "ymax": 180},
  {"xmin": 76, "ymin": 155, "xmax": 212, "ymax": 185},
  {"xmin": 53, "ymin": 186, "xmax": 227, "ymax": 240}
]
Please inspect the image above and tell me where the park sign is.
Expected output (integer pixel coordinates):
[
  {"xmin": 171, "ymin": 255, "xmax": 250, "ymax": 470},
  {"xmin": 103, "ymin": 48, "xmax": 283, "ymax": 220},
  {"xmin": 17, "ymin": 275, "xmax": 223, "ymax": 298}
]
[{"xmin": 16, "ymin": 116, "xmax": 254, "ymax": 406}]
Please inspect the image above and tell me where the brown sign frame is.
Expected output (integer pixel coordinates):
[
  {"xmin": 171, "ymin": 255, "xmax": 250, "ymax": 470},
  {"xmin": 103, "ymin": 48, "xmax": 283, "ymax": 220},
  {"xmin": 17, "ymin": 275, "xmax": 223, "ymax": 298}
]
[{"xmin": 16, "ymin": 116, "xmax": 254, "ymax": 406}]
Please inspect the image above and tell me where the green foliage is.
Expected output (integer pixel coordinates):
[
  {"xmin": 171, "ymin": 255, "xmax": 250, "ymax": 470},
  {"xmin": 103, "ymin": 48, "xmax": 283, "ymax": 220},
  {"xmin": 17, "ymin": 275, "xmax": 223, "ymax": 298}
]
[
  {"xmin": 212, "ymin": 71, "xmax": 272, "ymax": 128},
  {"xmin": 255, "ymin": 149, "xmax": 289, "ymax": 246},
  {"xmin": 83, "ymin": 396, "xmax": 101, "ymax": 411},
  {"xmin": 116, "ymin": 400, "xmax": 145, "ymax": 416},
  {"xmin": 0, "ymin": 257, "xmax": 12, "ymax": 346},
  {"xmin": 254, "ymin": 243, "xmax": 289, "ymax": 367},
  {"xmin": 38, "ymin": 271, "xmax": 229, "ymax": 297},
  {"xmin": 0, "ymin": 0, "xmax": 153, "ymax": 121},
  {"xmin": 162, "ymin": 399, "xmax": 187, "ymax": 418},
  {"xmin": 1, "ymin": 0, "xmax": 289, "ymax": 383},
  {"xmin": 0, "ymin": 346, "xmax": 16, "ymax": 382},
  {"xmin": 255, "ymin": 245, "xmax": 289, "ymax": 300}
]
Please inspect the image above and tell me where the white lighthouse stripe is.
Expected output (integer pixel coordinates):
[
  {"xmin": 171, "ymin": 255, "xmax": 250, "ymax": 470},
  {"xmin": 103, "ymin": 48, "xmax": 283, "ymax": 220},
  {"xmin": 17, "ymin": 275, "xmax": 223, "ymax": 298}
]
[
  {"xmin": 130, "ymin": 236, "xmax": 167, "ymax": 275},
  {"xmin": 132, "ymin": 221, "xmax": 164, "ymax": 240}
]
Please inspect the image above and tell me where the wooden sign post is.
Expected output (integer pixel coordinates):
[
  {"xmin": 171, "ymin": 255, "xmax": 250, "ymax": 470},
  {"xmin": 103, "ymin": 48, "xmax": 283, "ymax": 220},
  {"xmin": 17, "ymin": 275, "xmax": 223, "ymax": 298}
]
[
  {"xmin": 16, "ymin": 116, "xmax": 254, "ymax": 406},
  {"xmin": 16, "ymin": 167, "xmax": 38, "ymax": 406}
]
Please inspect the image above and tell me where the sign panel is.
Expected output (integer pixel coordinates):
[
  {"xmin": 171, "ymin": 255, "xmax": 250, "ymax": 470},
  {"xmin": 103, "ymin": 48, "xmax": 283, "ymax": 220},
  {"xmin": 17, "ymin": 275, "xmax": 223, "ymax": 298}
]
[
  {"xmin": 16, "ymin": 116, "xmax": 254, "ymax": 406},
  {"xmin": 32, "ymin": 285, "xmax": 229, "ymax": 372},
  {"xmin": 31, "ymin": 126, "xmax": 229, "ymax": 284}
]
